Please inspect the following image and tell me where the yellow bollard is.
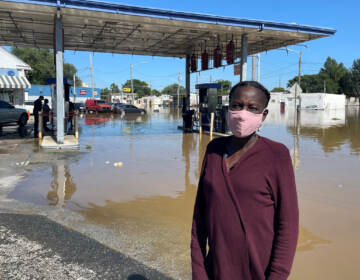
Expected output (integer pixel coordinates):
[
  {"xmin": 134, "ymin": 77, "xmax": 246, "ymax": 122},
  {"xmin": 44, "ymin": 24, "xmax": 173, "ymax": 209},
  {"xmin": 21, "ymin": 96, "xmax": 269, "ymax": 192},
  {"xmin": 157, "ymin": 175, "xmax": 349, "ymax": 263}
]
[
  {"xmin": 74, "ymin": 113, "xmax": 79, "ymax": 139},
  {"xmin": 38, "ymin": 111, "xmax": 43, "ymax": 145},
  {"xmin": 210, "ymin": 112, "xmax": 214, "ymax": 138},
  {"xmin": 199, "ymin": 112, "xmax": 202, "ymax": 135}
]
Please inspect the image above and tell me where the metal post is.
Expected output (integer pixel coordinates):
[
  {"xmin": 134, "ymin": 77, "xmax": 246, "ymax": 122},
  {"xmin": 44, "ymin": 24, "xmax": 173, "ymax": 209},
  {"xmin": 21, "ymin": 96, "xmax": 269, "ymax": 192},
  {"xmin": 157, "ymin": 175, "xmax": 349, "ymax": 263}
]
[
  {"xmin": 55, "ymin": 16, "xmax": 64, "ymax": 144},
  {"xmin": 185, "ymin": 55, "xmax": 191, "ymax": 110},
  {"xmin": 240, "ymin": 35, "xmax": 248, "ymax": 82},
  {"xmin": 90, "ymin": 54, "xmax": 94, "ymax": 99},
  {"xmin": 298, "ymin": 51, "xmax": 302, "ymax": 86},
  {"xmin": 257, "ymin": 53, "xmax": 261, "ymax": 82},
  {"xmin": 130, "ymin": 64, "xmax": 134, "ymax": 104},
  {"xmin": 73, "ymin": 74, "xmax": 76, "ymax": 103},
  {"xmin": 298, "ymin": 51, "xmax": 302, "ymax": 110},
  {"xmin": 177, "ymin": 72, "xmax": 181, "ymax": 108},
  {"xmin": 252, "ymin": 55, "xmax": 256, "ymax": 81}
]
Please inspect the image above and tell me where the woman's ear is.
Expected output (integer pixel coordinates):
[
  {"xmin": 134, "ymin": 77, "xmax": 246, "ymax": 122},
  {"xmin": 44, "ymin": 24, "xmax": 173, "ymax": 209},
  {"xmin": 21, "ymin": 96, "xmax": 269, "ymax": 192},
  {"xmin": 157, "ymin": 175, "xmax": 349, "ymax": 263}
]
[{"xmin": 262, "ymin": 109, "xmax": 268, "ymax": 122}]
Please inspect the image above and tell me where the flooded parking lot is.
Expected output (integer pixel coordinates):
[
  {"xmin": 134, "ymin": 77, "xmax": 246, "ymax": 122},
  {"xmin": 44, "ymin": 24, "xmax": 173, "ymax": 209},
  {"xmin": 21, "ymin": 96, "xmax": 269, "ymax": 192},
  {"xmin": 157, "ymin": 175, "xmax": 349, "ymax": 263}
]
[{"xmin": 5, "ymin": 106, "xmax": 360, "ymax": 279}]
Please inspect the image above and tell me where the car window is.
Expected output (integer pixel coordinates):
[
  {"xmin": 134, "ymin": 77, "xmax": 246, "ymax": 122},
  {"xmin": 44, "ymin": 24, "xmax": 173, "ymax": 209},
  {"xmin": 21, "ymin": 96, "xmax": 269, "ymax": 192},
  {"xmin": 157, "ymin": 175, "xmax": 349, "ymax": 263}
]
[
  {"xmin": 96, "ymin": 100, "xmax": 106, "ymax": 104},
  {"xmin": 0, "ymin": 101, "xmax": 10, "ymax": 108}
]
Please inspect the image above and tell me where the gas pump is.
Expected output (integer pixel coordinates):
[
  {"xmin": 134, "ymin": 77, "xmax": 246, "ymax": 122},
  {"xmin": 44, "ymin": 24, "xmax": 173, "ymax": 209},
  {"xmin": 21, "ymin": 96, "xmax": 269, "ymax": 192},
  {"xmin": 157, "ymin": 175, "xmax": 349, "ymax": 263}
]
[
  {"xmin": 196, "ymin": 83, "xmax": 228, "ymax": 133},
  {"xmin": 46, "ymin": 78, "xmax": 73, "ymax": 133}
]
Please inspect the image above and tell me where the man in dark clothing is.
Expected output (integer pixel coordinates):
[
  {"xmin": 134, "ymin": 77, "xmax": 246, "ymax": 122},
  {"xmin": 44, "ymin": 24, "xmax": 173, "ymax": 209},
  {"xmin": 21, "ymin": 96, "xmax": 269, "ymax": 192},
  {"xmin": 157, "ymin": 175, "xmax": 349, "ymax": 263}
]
[{"xmin": 33, "ymin": 96, "xmax": 44, "ymax": 137}]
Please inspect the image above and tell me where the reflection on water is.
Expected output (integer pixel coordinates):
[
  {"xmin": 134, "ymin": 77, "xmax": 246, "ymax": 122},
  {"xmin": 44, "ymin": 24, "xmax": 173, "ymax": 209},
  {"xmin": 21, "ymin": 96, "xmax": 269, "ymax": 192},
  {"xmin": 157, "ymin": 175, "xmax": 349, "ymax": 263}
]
[
  {"xmin": 297, "ymin": 226, "xmax": 331, "ymax": 252},
  {"xmin": 265, "ymin": 105, "xmax": 360, "ymax": 154},
  {"xmin": 9, "ymin": 106, "xmax": 360, "ymax": 279},
  {"xmin": 47, "ymin": 162, "xmax": 76, "ymax": 207}
]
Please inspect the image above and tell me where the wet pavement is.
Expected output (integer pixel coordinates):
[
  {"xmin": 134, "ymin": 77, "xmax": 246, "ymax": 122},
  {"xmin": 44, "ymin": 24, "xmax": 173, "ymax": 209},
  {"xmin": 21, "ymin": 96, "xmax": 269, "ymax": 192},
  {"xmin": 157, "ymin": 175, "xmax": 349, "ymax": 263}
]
[{"xmin": 1, "ymin": 106, "xmax": 360, "ymax": 279}]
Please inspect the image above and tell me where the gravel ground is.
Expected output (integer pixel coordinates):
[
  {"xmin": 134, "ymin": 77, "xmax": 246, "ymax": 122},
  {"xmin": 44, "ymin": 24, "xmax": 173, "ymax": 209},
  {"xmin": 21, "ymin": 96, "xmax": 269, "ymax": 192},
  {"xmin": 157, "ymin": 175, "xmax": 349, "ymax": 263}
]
[{"xmin": 0, "ymin": 213, "xmax": 172, "ymax": 280}]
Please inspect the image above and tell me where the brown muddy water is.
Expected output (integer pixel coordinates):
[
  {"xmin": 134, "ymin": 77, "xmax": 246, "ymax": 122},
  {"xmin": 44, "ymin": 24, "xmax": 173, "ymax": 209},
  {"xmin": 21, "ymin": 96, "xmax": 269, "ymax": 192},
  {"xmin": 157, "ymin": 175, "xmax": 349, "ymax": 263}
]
[{"xmin": 8, "ymin": 106, "xmax": 360, "ymax": 279}]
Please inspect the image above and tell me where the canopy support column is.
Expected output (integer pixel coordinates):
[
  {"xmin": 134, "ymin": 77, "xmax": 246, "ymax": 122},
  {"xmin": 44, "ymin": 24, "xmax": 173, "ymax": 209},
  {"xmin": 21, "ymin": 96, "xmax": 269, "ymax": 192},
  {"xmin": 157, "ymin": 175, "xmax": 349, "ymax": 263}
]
[
  {"xmin": 185, "ymin": 54, "xmax": 190, "ymax": 109},
  {"xmin": 55, "ymin": 16, "xmax": 64, "ymax": 144},
  {"xmin": 240, "ymin": 35, "xmax": 248, "ymax": 82}
]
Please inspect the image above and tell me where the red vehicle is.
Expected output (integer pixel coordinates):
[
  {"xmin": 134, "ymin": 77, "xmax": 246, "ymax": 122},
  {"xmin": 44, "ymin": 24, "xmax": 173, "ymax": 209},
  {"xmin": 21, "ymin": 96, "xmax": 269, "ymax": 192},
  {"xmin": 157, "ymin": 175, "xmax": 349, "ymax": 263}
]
[
  {"xmin": 85, "ymin": 99, "xmax": 111, "ymax": 112},
  {"xmin": 84, "ymin": 115, "xmax": 111, "ymax": 125}
]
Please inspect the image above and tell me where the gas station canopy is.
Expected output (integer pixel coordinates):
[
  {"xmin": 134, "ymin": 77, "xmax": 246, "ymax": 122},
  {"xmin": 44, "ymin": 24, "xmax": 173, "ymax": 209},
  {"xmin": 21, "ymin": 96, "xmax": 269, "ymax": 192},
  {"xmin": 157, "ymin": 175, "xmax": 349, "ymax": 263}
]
[{"xmin": 0, "ymin": 0, "xmax": 336, "ymax": 58}]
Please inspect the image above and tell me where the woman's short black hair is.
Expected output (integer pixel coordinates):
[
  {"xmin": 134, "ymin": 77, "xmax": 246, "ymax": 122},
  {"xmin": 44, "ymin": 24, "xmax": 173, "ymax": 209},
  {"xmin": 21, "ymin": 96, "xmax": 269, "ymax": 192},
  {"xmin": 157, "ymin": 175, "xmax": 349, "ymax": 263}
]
[{"xmin": 229, "ymin": 81, "xmax": 270, "ymax": 107}]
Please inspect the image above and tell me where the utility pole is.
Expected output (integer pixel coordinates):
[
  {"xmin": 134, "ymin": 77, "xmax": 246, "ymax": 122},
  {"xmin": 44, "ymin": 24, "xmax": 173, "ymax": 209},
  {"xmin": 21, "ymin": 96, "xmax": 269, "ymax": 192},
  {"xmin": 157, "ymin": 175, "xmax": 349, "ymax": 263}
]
[
  {"xmin": 177, "ymin": 72, "xmax": 182, "ymax": 108},
  {"xmin": 298, "ymin": 51, "xmax": 302, "ymax": 87},
  {"xmin": 257, "ymin": 53, "xmax": 261, "ymax": 82},
  {"xmin": 130, "ymin": 64, "xmax": 134, "ymax": 104},
  {"xmin": 73, "ymin": 74, "xmax": 76, "ymax": 103},
  {"xmin": 90, "ymin": 54, "xmax": 94, "ymax": 99},
  {"xmin": 296, "ymin": 51, "xmax": 302, "ymax": 111},
  {"xmin": 252, "ymin": 55, "xmax": 256, "ymax": 80}
]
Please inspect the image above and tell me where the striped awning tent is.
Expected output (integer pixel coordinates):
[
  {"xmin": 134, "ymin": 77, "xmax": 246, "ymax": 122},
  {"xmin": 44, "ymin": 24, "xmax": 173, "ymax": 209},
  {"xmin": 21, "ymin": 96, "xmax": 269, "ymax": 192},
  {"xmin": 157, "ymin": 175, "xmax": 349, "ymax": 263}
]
[{"xmin": 0, "ymin": 75, "xmax": 31, "ymax": 89}]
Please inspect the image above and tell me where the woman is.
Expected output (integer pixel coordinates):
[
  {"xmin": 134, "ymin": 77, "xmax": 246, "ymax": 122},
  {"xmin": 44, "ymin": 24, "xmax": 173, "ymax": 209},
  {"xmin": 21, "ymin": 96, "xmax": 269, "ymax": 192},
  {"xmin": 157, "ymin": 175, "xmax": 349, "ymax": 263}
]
[{"xmin": 191, "ymin": 81, "xmax": 298, "ymax": 280}]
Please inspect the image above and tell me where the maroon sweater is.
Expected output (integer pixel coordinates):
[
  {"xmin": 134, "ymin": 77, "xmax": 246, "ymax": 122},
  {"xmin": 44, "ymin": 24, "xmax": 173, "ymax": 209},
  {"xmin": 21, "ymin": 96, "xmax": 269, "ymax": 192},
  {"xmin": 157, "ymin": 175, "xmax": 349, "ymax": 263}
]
[{"xmin": 191, "ymin": 136, "xmax": 299, "ymax": 280}]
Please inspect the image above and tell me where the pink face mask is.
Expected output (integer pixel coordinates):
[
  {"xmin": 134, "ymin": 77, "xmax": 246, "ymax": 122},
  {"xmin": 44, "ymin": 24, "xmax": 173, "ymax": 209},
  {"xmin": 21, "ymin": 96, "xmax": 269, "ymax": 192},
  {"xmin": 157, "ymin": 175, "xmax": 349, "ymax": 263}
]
[{"xmin": 227, "ymin": 110, "xmax": 264, "ymax": 138}]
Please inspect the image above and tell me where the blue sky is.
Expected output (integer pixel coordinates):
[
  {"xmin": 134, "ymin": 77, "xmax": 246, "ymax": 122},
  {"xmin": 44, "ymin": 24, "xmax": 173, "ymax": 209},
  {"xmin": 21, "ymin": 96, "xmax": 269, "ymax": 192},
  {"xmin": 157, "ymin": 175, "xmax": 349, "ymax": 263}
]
[{"xmin": 13, "ymin": 0, "xmax": 360, "ymax": 91}]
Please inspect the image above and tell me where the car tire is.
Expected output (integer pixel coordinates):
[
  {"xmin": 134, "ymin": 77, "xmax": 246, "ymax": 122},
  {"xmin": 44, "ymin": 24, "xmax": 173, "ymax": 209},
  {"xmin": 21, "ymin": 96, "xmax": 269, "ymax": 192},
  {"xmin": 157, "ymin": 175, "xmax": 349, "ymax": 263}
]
[{"xmin": 18, "ymin": 113, "xmax": 28, "ymax": 126}]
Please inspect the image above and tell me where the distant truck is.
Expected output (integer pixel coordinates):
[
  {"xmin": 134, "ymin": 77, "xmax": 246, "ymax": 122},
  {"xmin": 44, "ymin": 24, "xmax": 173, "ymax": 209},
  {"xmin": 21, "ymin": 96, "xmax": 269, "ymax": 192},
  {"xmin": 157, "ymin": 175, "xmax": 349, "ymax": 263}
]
[{"xmin": 85, "ymin": 99, "xmax": 111, "ymax": 113}]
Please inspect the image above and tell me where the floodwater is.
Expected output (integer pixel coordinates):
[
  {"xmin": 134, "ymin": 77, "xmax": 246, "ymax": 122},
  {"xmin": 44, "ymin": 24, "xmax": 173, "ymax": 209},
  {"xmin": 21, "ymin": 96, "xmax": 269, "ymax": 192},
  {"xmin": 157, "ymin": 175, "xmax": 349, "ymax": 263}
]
[{"xmin": 9, "ymin": 105, "xmax": 360, "ymax": 279}]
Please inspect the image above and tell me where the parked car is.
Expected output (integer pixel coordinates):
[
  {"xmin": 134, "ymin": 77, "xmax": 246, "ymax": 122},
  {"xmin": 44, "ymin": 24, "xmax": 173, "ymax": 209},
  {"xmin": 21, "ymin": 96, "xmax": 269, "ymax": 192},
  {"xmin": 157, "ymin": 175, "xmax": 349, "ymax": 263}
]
[
  {"xmin": 85, "ymin": 99, "xmax": 111, "ymax": 112},
  {"xmin": 112, "ymin": 103, "xmax": 125, "ymax": 113},
  {"xmin": 15, "ymin": 100, "xmax": 35, "ymax": 115},
  {"xmin": 118, "ymin": 104, "xmax": 146, "ymax": 114},
  {"xmin": 0, "ymin": 100, "xmax": 28, "ymax": 126}
]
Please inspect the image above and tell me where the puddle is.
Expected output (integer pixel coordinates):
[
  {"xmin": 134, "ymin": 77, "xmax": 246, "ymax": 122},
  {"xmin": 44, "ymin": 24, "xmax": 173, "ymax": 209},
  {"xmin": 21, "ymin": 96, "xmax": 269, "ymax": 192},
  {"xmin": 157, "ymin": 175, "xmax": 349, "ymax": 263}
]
[{"xmin": 8, "ymin": 107, "xmax": 360, "ymax": 279}]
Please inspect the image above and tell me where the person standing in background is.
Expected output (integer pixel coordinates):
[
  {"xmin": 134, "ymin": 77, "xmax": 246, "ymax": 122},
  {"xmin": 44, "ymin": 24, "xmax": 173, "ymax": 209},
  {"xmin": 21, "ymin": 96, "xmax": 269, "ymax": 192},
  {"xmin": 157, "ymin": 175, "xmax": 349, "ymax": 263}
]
[
  {"xmin": 33, "ymin": 95, "xmax": 44, "ymax": 138},
  {"xmin": 42, "ymin": 99, "xmax": 51, "ymax": 132}
]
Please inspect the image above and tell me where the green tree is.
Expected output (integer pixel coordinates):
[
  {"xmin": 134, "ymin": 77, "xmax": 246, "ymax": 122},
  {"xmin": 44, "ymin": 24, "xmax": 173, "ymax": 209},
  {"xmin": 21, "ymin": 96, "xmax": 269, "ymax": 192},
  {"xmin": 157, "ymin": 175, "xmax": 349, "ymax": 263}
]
[
  {"xmin": 122, "ymin": 79, "xmax": 151, "ymax": 99},
  {"xmin": 215, "ymin": 79, "xmax": 232, "ymax": 95},
  {"xmin": 288, "ymin": 57, "xmax": 348, "ymax": 94},
  {"xmin": 109, "ymin": 83, "xmax": 120, "ymax": 93},
  {"xmin": 151, "ymin": 89, "xmax": 161, "ymax": 96},
  {"xmin": 161, "ymin": 83, "xmax": 186, "ymax": 96},
  {"xmin": 318, "ymin": 57, "xmax": 348, "ymax": 93},
  {"xmin": 101, "ymin": 87, "xmax": 111, "ymax": 99},
  {"xmin": 348, "ymin": 59, "xmax": 360, "ymax": 96},
  {"xmin": 288, "ymin": 74, "xmax": 323, "ymax": 93},
  {"xmin": 63, "ymin": 63, "xmax": 82, "ymax": 87},
  {"xmin": 271, "ymin": 87, "xmax": 286, "ymax": 92},
  {"xmin": 11, "ymin": 47, "xmax": 82, "ymax": 86}
]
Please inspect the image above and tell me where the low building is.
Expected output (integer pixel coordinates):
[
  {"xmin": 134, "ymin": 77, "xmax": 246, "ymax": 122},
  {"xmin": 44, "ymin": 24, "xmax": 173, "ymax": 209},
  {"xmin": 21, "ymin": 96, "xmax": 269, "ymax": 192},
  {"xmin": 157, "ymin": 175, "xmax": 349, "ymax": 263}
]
[
  {"xmin": 269, "ymin": 91, "xmax": 346, "ymax": 110},
  {"xmin": 107, "ymin": 92, "xmax": 136, "ymax": 104},
  {"xmin": 136, "ymin": 94, "xmax": 173, "ymax": 109},
  {"xmin": 27, "ymin": 85, "xmax": 101, "ymax": 105},
  {"xmin": 0, "ymin": 46, "xmax": 32, "ymax": 110}
]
